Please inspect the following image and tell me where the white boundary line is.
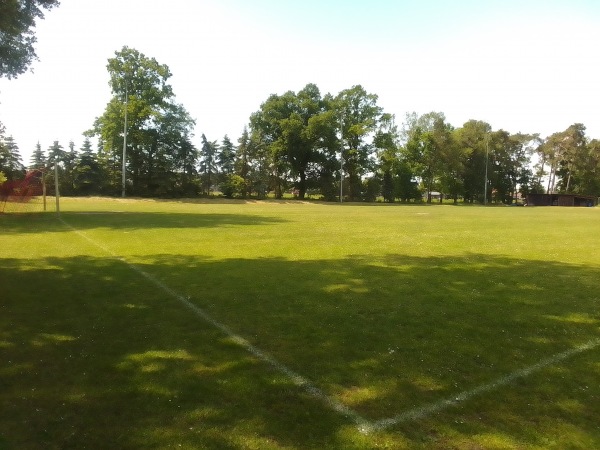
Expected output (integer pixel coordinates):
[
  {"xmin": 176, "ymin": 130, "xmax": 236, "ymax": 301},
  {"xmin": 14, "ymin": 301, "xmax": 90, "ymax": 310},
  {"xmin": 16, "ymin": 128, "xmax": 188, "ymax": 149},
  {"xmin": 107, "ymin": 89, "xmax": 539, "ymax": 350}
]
[
  {"xmin": 61, "ymin": 217, "xmax": 599, "ymax": 435},
  {"xmin": 60, "ymin": 218, "xmax": 373, "ymax": 432},
  {"xmin": 367, "ymin": 337, "xmax": 600, "ymax": 433}
]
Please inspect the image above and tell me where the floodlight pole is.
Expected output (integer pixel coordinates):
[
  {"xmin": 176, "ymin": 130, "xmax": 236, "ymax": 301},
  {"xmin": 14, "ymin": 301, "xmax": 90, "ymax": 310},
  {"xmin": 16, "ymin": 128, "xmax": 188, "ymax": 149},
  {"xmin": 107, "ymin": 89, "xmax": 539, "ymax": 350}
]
[
  {"xmin": 122, "ymin": 84, "xmax": 128, "ymax": 198},
  {"xmin": 484, "ymin": 136, "xmax": 489, "ymax": 205},
  {"xmin": 340, "ymin": 151, "xmax": 343, "ymax": 203},
  {"xmin": 339, "ymin": 119, "xmax": 343, "ymax": 203},
  {"xmin": 54, "ymin": 163, "xmax": 60, "ymax": 215}
]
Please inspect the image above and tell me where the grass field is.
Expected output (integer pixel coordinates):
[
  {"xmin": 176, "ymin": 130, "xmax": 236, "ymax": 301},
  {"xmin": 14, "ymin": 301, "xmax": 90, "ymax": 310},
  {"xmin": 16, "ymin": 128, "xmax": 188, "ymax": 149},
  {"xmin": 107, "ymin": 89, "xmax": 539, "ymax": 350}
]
[{"xmin": 1, "ymin": 198, "xmax": 599, "ymax": 449}]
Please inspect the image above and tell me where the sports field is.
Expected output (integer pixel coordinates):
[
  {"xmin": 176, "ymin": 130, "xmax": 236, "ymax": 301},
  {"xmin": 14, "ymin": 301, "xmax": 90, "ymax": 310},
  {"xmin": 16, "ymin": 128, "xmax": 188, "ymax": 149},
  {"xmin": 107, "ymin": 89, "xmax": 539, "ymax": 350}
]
[{"xmin": 1, "ymin": 198, "xmax": 599, "ymax": 449}]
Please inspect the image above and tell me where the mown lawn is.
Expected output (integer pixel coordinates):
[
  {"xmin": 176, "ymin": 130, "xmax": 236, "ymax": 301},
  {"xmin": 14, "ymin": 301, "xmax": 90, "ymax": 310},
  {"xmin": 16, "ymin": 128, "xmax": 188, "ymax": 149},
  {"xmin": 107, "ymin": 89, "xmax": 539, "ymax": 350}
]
[{"xmin": 1, "ymin": 198, "xmax": 599, "ymax": 449}]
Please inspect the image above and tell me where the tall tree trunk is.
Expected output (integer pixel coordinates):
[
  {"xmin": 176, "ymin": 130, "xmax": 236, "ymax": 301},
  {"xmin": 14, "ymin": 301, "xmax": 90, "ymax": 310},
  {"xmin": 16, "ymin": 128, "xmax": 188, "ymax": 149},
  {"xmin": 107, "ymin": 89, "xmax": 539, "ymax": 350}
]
[
  {"xmin": 537, "ymin": 157, "xmax": 545, "ymax": 186},
  {"xmin": 547, "ymin": 163, "xmax": 554, "ymax": 193},
  {"xmin": 298, "ymin": 171, "xmax": 307, "ymax": 199},
  {"xmin": 565, "ymin": 163, "xmax": 572, "ymax": 192},
  {"xmin": 426, "ymin": 169, "xmax": 433, "ymax": 204}
]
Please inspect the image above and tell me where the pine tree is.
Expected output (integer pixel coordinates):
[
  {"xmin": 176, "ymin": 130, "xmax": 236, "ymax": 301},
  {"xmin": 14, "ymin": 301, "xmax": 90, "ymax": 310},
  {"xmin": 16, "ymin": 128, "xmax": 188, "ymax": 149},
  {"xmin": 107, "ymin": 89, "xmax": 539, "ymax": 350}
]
[
  {"xmin": 0, "ymin": 135, "xmax": 25, "ymax": 180},
  {"xmin": 29, "ymin": 142, "xmax": 46, "ymax": 169},
  {"xmin": 74, "ymin": 138, "xmax": 103, "ymax": 195},
  {"xmin": 60, "ymin": 140, "xmax": 79, "ymax": 195},
  {"xmin": 218, "ymin": 135, "xmax": 236, "ymax": 176},
  {"xmin": 47, "ymin": 141, "xmax": 66, "ymax": 165}
]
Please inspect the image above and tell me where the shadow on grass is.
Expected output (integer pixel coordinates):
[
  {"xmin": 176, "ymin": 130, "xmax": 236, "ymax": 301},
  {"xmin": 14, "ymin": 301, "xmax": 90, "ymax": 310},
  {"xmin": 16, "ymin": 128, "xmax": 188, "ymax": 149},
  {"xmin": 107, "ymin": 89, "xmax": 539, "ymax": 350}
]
[
  {"xmin": 0, "ymin": 211, "xmax": 287, "ymax": 234},
  {"xmin": 1, "ymin": 252, "xmax": 599, "ymax": 448}
]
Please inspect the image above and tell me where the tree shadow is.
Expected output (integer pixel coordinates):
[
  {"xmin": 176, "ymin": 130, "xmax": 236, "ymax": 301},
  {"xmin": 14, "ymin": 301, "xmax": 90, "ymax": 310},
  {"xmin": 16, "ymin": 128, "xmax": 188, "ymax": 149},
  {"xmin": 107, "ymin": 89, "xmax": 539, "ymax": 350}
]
[
  {"xmin": 1, "ymin": 252, "xmax": 599, "ymax": 448},
  {"xmin": 0, "ymin": 211, "xmax": 287, "ymax": 234}
]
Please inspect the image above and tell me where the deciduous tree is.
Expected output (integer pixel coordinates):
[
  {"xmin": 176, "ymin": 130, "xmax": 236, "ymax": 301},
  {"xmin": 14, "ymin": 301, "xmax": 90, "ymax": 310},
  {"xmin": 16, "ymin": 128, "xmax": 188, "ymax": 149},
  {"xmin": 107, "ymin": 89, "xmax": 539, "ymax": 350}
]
[
  {"xmin": 0, "ymin": 0, "xmax": 60, "ymax": 79},
  {"xmin": 199, "ymin": 134, "xmax": 219, "ymax": 195},
  {"xmin": 250, "ymin": 83, "xmax": 334, "ymax": 199},
  {"xmin": 454, "ymin": 120, "xmax": 491, "ymax": 203},
  {"xmin": 336, "ymin": 85, "xmax": 383, "ymax": 201},
  {"xmin": 90, "ymin": 46, "xmax": 195, "ymax": 196}
]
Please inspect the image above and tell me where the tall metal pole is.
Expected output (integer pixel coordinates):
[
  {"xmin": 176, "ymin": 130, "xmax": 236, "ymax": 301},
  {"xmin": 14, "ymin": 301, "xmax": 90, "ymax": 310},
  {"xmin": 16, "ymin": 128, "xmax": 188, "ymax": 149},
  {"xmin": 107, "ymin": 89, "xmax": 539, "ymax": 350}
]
[
  {"xmin": 340, "ymin": 151, "xmax": 343, "ymax": 203},
  {"xmin": 42, "ymin": 169, "xmax": 47, "ymax": 211},
  {"xmin": 484, "ymin": 136, "xmax": 489, "ymax": 205},
  {"xmin": 122, "ymin": 84, "xmax": 128, "ymax": 198},
  {"xmin": 54, "ymin": 163, "xmax": 60, "ymax": 215},
  {"xmin": 339, "ymin": 118, "xmax": 343, "ymax": 203}
]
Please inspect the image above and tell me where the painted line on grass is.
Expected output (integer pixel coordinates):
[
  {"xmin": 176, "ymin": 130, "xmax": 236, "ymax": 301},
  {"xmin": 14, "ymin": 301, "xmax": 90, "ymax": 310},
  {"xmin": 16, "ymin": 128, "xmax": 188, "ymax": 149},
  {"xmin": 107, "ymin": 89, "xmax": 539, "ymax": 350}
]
[
  {"xmin": 61, "ymin": 218, "xmax": 373, "ymax": 432},
  {"xmin": 59, "ymin": 217, "xmax": 599, "ymax": 435},
  {"xmin": 367, "ymin": 337, "xmax": 600, "ymax": 433}
]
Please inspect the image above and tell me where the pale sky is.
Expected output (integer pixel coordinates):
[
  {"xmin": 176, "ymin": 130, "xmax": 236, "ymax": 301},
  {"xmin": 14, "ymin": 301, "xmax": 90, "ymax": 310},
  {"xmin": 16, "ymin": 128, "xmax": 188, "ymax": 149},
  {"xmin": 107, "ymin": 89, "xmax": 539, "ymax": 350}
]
[{"xmin": 1, "ymin": 0, "xmax": 599, "ymax": 163}]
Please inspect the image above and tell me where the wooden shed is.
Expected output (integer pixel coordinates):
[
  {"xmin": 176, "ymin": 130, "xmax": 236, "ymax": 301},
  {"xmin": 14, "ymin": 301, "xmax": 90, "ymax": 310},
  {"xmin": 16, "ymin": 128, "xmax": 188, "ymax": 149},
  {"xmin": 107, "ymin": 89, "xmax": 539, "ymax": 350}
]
[{"xmin": 526, "ymin": 193, "xmax": 598, "ymax": 207}]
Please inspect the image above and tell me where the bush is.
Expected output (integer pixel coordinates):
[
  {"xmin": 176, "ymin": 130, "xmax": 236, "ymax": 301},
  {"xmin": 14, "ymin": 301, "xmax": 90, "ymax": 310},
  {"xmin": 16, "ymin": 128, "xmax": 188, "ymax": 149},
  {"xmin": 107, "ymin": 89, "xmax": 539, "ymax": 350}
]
[
  {"xmin": 220, "ymin": 174, "xmax": 245, "ymax": 198},
  {"xmin": 363, "ymin": 177, "xmax": 381, "ymax": 202}
]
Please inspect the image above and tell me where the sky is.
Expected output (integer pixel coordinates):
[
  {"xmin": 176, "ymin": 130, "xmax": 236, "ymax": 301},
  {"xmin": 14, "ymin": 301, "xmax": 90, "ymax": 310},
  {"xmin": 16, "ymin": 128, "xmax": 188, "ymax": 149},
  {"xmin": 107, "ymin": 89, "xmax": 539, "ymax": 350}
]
[{"xmin": 1, "ymin": 0, "xmax": 599, "ymax": 163}]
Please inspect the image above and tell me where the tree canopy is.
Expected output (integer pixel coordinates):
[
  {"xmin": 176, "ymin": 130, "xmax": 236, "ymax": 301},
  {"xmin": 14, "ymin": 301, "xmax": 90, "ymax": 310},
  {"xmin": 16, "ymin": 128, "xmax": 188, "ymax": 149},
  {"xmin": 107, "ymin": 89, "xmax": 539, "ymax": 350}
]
[
  {"xmin": 89, "ymin": 46, "xmax": 195, "ymax": 196},
  {"xmin": 2, "ymin": 45, "xmax": 600, "ymax": 203},
  {"xmin": 0, "ymin": 0, "xmax": 60, "ymax": 79}
]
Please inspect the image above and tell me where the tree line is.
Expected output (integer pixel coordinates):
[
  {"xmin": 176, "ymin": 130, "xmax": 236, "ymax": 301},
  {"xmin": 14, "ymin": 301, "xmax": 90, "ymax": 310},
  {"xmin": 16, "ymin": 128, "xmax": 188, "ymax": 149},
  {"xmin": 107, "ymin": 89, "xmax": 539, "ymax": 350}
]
[{"xmin": 2, "ymin": 46, "xmax": 599, "ymax": 203}]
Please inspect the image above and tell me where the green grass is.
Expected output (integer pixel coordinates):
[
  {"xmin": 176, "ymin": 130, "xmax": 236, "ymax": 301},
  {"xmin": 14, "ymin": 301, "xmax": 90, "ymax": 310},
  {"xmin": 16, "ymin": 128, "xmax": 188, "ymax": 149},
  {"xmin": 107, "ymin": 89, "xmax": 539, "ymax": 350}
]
[{"xmin": 1, "ymin": 198, "xmax": 599, "ymax": 449}]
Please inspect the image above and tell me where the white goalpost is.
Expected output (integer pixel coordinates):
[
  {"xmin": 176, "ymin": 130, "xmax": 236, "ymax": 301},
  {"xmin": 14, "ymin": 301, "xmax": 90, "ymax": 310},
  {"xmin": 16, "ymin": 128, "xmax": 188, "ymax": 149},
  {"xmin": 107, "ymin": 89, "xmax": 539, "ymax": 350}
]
[{"xmin": 0, "ymin": 164, "xmax": 59, "ymax": 214}]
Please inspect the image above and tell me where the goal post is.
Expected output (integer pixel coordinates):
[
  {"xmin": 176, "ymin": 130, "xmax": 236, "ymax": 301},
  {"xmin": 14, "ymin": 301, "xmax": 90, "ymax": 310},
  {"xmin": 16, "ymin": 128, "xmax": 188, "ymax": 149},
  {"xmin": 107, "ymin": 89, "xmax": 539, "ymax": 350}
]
[{"xmin": 0, "ymin": 166, "xmax": 59, "ymax": 214}]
